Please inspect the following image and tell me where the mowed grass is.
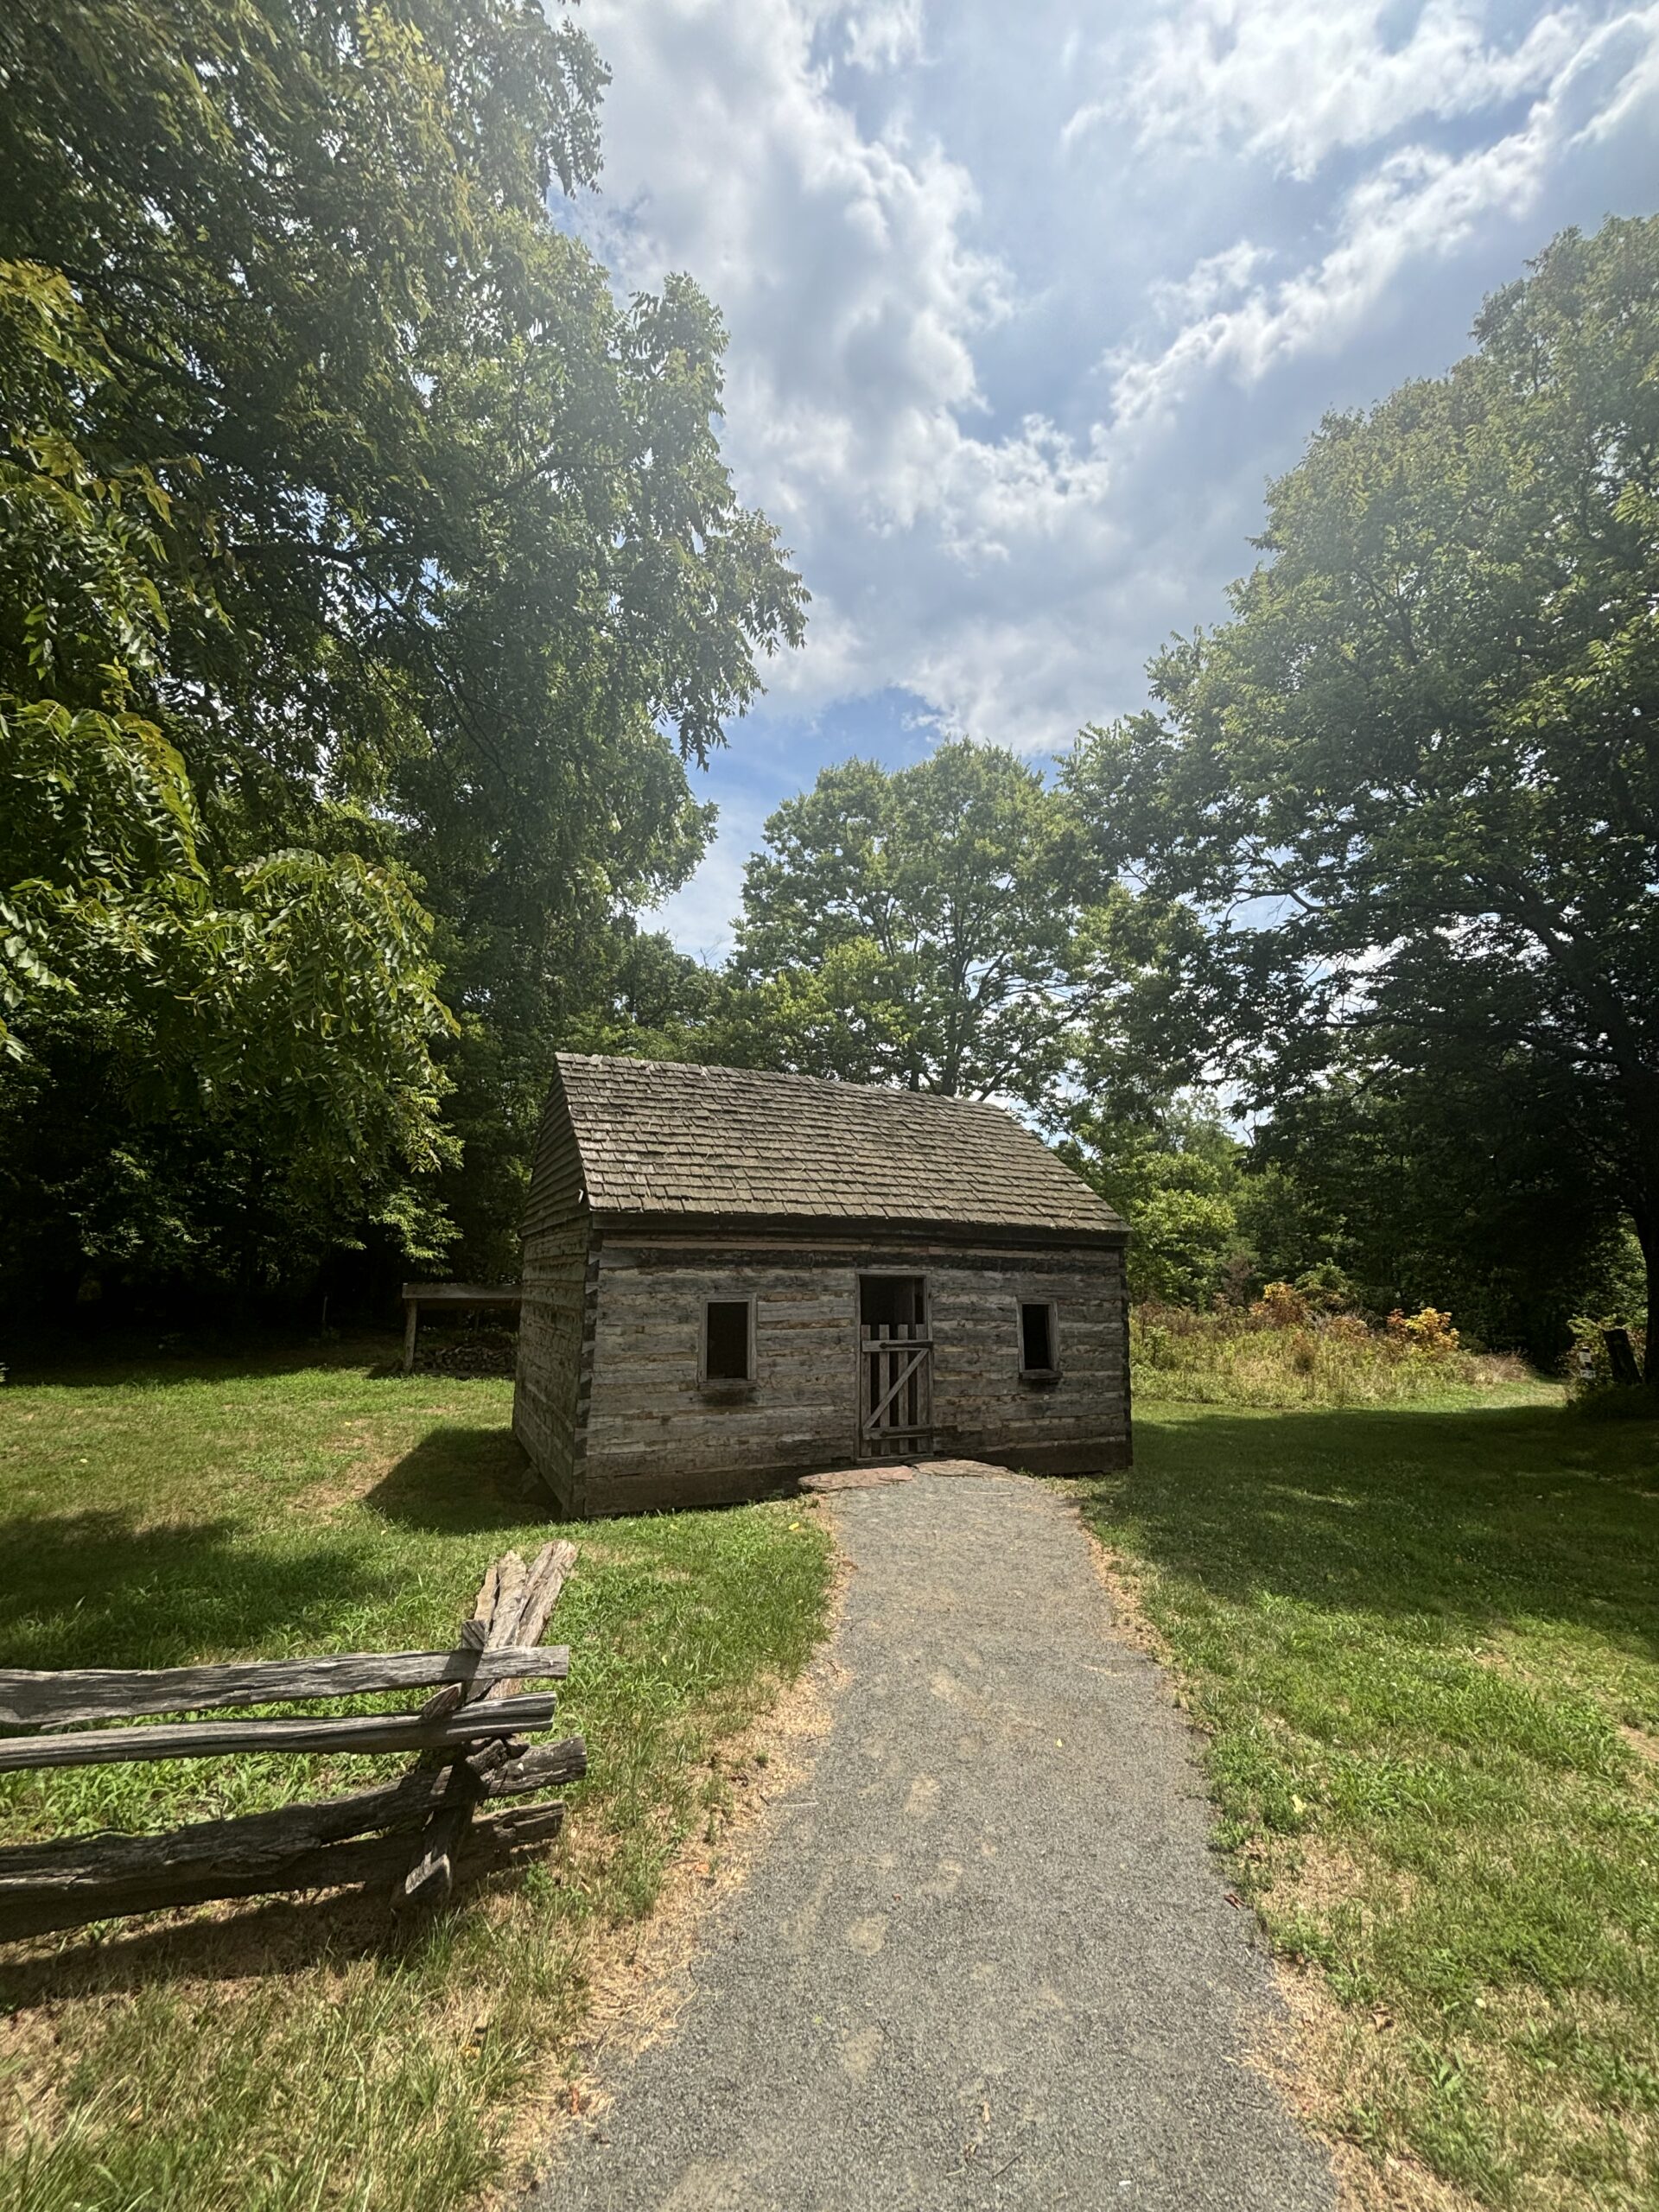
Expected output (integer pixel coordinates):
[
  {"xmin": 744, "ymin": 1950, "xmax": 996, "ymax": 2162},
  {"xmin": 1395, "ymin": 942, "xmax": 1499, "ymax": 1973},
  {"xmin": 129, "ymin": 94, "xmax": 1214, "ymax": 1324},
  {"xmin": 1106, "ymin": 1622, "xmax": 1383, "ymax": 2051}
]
[
  {"xmin": 1083, "ymin": 1395, "xmax": 1659, "ymax": 2212},
  {"xmin": 0, "ymin": 1340, "xmax": 833, "ymax": 2212}
]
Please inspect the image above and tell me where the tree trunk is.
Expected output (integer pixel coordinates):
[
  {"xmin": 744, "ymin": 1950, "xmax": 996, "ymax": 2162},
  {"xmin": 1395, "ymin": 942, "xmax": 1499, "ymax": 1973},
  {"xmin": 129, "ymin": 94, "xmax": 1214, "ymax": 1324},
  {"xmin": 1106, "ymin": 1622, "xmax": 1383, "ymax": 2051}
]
[{"xmin": 1640, "ymin": 1210, "xmax": 1659, "ymax": 1388}]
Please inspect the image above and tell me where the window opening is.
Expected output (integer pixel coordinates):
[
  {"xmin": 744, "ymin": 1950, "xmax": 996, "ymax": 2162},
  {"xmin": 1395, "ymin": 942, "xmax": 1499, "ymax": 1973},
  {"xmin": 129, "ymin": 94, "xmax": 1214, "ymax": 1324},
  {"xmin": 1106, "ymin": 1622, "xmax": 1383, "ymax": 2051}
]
[
  {"xmin": 1020, "ymin": 1301, "xmax": 1056, "ymax": 1373},
  {"xmin": 704, "ymin": 1299, "xmax": 753, "ymax": 1382}
]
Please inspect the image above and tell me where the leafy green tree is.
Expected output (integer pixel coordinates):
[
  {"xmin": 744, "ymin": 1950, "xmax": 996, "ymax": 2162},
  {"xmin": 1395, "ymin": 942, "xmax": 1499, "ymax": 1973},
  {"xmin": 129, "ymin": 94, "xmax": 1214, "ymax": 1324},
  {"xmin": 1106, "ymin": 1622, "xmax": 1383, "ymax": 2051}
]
[
  {"xmin": 0, "ymin": 255, "xmax": 456, "ymax": 1294},
  {"xmin": 1068, "ymin": 217, "xmax": 1659, "ymax": 1374},
  {"xmin": 725, "ymin": 742, "xmax": 1077, "ymax": 1107},
  {"xmin": 1062, "ymin": 1101, "xmax": 1243, "ymax": 1306},
  {"xmin": 0, "ymin": 0, "xmax": 804, "ymax": 1303},
  {"xmin": 438, "ymin": 921, "xmax": 723, "ymax": 1280}
]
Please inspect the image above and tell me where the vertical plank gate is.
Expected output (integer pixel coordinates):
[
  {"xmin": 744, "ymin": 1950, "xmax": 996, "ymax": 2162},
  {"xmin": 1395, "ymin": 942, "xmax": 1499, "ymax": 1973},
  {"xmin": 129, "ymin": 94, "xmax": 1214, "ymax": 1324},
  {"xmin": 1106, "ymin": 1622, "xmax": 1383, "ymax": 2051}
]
[{"xmin": 860, "ymin": 1319, "xmax": 933, "ymax": 1459}]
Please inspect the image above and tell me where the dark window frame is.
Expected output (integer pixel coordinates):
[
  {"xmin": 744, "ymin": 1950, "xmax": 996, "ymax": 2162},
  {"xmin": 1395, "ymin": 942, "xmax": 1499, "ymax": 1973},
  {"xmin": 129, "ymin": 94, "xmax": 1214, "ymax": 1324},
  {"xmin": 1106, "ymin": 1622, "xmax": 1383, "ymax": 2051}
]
[
  {"xmin": 701, "ymin": 1296, "xmax": 756, "ymax": 1389},
  {"xmin": 1018, "ymin": 1299, "xmax": 1059, "ymax": 1379}
]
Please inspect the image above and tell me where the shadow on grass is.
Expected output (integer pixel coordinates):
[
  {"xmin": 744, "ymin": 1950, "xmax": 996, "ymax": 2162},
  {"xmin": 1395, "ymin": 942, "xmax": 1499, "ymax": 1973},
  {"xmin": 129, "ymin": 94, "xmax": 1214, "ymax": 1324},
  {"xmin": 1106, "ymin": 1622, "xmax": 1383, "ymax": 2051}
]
[
  {"xmin": 0, "ymin": 1839, "xmax": 554, "ymax": 2005},
  {"xmin": 0, "ymin": 1511, "xmax": 379, "ymax": 1672},
  {"xmin": 363, "ymin": 1424, "xmax": 553, "ymax": 1535},
  {"xmin": 0, "ymin": 1883, "xmax": 406, "ymax": 2004},
  {"xmin": 3, "ymin": 1329, "xmax": 409, "ymax": 1390},
  {"xmin": 1093, "ymin": 1398, "xmax": 1659, "ymax": 1656}
]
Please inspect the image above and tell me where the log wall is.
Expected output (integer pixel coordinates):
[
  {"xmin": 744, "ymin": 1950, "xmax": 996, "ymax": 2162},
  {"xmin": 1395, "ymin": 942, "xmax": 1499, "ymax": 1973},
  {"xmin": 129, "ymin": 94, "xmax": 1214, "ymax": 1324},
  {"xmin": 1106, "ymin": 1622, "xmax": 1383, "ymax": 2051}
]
[
  {"xmin": 565, "ymin": 1230, "xmax": 1129, "ymax": 1516},
  {"xmin": 513, "ymin": 1216, "xmax": 594, "ymax": 1511},
  {"xmin": 929, "ymin": 1246, "xmax": 1130, "ymax": 1478}
]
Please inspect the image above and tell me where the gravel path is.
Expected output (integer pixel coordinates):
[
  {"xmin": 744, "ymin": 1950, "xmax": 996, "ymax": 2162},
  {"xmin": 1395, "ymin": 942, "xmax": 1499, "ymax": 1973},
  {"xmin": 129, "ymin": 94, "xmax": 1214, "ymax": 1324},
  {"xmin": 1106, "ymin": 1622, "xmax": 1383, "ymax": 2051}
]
[{"xmin": 531, "ymin": 1468, "xmax": 1336, "ymax": 2211}]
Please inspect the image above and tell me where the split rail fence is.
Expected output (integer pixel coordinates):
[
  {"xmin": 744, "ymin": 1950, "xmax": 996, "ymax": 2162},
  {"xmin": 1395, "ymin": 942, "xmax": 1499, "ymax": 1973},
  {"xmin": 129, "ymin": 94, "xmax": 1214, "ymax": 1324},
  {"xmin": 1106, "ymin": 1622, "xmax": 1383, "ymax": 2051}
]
[{"xmin": 0, "ymin": 1541, "xmax": 584, "ymax": 1942}]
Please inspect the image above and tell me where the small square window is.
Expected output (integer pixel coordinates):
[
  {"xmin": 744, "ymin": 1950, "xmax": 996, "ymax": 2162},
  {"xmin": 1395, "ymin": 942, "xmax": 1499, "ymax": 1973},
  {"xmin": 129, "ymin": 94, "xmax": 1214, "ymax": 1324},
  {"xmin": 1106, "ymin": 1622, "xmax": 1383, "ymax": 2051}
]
[
  {"xmin": 1020, "ymin": 1300, "xmax": 1057, "ymax": 1375},
  {"xmin": 703, "ymin": 1299, "xmax": 753, "ymax": 1383}
]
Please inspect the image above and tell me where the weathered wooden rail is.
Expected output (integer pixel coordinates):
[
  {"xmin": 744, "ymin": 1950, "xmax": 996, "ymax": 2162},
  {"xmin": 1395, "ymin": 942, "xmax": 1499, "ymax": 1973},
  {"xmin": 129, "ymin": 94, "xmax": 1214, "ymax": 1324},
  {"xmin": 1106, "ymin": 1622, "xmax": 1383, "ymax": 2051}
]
[{"xmin": 0, "ymin": 1542, "xmax": 584, "ymax": 1942}]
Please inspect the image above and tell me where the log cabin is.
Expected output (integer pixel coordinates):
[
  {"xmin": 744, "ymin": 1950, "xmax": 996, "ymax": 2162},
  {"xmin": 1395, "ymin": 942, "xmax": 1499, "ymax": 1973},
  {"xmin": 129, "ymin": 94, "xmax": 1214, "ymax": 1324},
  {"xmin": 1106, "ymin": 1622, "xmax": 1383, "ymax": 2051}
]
[{"xmin": 513, "ymin": 1055, "xmax": 1131, "ymax": 1516}]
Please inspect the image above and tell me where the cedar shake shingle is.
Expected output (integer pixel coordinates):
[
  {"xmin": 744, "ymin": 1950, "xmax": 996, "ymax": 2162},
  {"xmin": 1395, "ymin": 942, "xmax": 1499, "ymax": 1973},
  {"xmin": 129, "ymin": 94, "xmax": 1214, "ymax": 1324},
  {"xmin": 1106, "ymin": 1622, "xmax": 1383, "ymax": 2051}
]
[{"xmin": 548, "ymin": 1055, "xmax": 1124, "ymax": 1241}]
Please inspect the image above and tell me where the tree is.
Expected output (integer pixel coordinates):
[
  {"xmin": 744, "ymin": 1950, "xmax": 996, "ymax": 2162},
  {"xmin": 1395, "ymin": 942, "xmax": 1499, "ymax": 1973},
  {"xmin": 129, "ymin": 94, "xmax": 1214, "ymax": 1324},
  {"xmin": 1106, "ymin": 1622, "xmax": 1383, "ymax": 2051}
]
[
  {"xmin": 436, "ymin": 920, "xmax": 723, "ymax": 1281},
  {"xmin": 725, "ymin": 742, "xmax": 1077, "ymax": 1108},
  {"xmin": 0, "ymin": 257, "xmax": 457, "ymax": 1294},
  {"xmin": 1067, "ymin": 218, "xmax": 1659, "ymax": 1374},
  {"xmin": 1236, "ymin": 1052, "xmax": 1637, "ymax": 1355},
  {"xmin": 1062, "ymin": 1101, "xmax": 1243, "ymax": 1306},
  {"xmin": 0, "ymin": 0, "xmax": 804, "ymax": 1304}
]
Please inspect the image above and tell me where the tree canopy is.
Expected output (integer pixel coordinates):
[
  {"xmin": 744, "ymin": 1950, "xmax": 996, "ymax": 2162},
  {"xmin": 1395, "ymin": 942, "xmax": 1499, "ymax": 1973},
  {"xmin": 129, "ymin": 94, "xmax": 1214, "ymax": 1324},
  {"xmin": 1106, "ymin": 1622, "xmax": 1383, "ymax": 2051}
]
[
  {"xmin": 7, "ymin": 29, "xmax": 1649, "ymax": 1376},
  {"xmin": 1067, "ymin": 216, "xmax": 1659, "ymax": 1370},
  {"xmin": 0, "ymin": 0, "xmax": 804, "ymax": 1302},
  {"xmin": 723, "ymin": 742, "xmax": 1077, "ymax": 1109}
]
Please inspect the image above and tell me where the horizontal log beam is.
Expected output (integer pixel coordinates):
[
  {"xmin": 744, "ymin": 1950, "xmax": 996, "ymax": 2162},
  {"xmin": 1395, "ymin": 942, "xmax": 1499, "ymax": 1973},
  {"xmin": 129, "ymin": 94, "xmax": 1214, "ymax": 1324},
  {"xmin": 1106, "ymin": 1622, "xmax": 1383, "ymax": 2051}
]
[
  {"xmin": 0, "ymin": 1694, "xmax": 556, "ymax": 1774},
  {"xmin": 0, "ymin": 1802, "xmax": 568, "ymax": 1943},
  {"xmin": 0, "ymin": 1736, "xmax": 587, "ymax": 1897},
  {"xmin": 0, "ymin": 1647, "xmax": 568, "ymax": 1730}
]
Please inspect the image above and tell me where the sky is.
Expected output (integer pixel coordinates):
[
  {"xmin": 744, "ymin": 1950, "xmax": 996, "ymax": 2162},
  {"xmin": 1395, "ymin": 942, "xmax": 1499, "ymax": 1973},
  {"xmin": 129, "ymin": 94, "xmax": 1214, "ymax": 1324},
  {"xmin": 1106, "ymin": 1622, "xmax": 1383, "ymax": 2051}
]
[{"xmin": 565, "ymin": 0, "xmax": 1659, "ymax": 961}]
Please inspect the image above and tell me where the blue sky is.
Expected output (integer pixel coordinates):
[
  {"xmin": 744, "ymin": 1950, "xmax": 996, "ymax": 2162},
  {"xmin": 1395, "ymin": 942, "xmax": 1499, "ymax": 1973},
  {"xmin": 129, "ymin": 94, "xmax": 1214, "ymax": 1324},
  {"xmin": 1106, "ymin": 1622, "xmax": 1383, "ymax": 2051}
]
[{"xmin": 567, "ymin": 0, "xmax": 1659, "ymax": 959}]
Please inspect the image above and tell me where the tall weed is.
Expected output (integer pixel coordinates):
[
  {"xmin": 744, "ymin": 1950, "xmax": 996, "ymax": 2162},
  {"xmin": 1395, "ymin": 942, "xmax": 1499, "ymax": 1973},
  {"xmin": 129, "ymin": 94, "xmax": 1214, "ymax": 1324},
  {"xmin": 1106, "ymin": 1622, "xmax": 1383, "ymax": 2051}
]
[{"xmin": 1131, "ymin": 1296, "xmax": 1535, "ymax": 1408}]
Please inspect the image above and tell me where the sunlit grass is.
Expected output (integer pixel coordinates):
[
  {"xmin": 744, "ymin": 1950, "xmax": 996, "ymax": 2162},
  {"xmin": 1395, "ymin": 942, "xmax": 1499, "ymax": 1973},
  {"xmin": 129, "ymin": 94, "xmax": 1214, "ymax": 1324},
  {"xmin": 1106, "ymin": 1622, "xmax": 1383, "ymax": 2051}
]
[
  {"xmin": 1083, "ymin": 1399, "xmax": 1659, "ymax": 2211},
  {"xmin": 0, "ymin": 1339, "xmax": 833, "ymax": 2212}
]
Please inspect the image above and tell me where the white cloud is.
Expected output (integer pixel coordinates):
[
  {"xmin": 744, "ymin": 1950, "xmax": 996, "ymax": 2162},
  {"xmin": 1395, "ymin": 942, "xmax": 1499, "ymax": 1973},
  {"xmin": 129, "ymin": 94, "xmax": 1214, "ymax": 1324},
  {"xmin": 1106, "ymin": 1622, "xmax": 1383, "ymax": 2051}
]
[
  {"xmin": 1067, "ymin": 0, "xmax": 1592, "ymax": 179},
  {"xmin": 569, "ymin": 0, "xmax": 1659, "ymax": 791},
  {"xmin": 1147, "ymin": 241, "xmax": 1274, "ymax": 324},
  {"xmin": 840, "ymin": 0, "xmax": 928, "ymax": 70},
  {"xmin": 576, "ymin": 0, "xmax": 1135, "ymax": 745},
  {"xmin": 1103, "ymin": 5, "xmax": 1659, "ymax": 428}
]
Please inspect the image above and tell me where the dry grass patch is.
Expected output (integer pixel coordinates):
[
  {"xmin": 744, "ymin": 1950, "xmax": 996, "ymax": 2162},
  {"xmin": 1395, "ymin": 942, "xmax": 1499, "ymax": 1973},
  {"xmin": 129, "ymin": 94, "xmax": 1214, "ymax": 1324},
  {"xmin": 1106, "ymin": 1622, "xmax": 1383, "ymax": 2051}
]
[{"xmin": 1130, "ymin": 1300, "xmax": 1548, "ymax": 1412}]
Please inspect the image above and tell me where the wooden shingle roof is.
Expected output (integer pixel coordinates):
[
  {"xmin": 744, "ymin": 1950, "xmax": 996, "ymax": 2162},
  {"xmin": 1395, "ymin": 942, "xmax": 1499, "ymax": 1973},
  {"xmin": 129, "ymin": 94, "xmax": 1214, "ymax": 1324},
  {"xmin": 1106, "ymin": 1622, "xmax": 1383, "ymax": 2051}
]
[{"xmin": 548, "ymin": 1054, "xmax": 1125, "ymax": 1243}]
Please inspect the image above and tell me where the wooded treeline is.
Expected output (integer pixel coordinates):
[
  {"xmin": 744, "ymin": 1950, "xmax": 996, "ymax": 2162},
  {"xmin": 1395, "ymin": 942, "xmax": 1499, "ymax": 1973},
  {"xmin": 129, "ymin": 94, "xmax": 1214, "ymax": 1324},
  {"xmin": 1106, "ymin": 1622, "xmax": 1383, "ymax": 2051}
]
[{"xmin": 3, "ymin": 2, "xmax": 1654, "ymax": 1369}]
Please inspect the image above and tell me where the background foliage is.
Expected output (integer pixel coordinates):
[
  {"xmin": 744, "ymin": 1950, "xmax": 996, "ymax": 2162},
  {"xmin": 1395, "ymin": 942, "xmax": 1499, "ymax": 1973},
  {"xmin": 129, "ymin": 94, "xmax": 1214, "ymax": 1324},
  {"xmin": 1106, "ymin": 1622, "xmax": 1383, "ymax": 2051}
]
[
  {"xmin": 1066, "ymin": 216, "xmax": 1659, "ymax": 1372},
  {"xmin": 3, "ymin": 0, "xmax": 1651, "ymax": 1379},
  {"xmin": 0, "ymin": 0, "xmax": 802, "ymax": 1308}
]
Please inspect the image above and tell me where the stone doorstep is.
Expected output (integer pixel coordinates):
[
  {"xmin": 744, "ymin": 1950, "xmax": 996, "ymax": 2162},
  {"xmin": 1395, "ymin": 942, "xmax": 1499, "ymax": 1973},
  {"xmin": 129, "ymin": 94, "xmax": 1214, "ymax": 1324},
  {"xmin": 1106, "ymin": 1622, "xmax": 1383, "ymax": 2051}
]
[{"xmin": 798, "ymin": 1465, "xmax": 915, "ymax": 1493}]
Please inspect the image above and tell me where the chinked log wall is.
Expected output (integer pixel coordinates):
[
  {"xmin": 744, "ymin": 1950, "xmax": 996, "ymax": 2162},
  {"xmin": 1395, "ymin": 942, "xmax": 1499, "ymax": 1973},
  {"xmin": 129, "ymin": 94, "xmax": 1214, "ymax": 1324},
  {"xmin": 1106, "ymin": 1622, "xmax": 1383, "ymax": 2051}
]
[
  {"xmin": 569, "ymin": 1233, "xmax": 1130, "ymax": 1516},
  {"xmin": 0, "ymin": 1543, "xmax": 586, "ymax": 1942}
]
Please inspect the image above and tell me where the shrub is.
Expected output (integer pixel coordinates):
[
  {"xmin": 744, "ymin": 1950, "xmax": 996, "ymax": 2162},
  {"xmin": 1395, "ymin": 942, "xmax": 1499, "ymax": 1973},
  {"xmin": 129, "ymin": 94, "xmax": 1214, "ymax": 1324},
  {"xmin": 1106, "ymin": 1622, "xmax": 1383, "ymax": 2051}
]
[
  {"xmin": 1571, "ymin": 1382, "xmax": 1659, "ymax": 1422},
  {"xmin": 1130, "ymin": 1298, "xmax": 1531, "ymax": 1409},
  {"xmin": 1386, "ymin": 1306, "xmax": 1460, "ymax": 1358},
  {"xmin": 1565, "ymin": 1314, "xmax": 1653, "ymax": 1415},
  {"xmin": 1323, "ymin": 1313, "xmax": 1370, "ymax": 1345},
  {"xmin": 1251, "ymin": 1281, "xmax": 1310, "ymax": 1326},
  {"xmin": 1566, "ymin": 1315, "xmax": 1648, "ymax": 1386}
]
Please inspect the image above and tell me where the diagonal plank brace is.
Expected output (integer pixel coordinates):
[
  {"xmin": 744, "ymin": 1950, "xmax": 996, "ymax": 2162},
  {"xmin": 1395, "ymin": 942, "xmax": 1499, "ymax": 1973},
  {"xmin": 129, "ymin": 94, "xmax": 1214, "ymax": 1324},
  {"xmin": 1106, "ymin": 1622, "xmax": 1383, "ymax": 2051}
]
[{"xmin": 864, "ymin": 1347, "xmax": 928, "ymax": 1433}]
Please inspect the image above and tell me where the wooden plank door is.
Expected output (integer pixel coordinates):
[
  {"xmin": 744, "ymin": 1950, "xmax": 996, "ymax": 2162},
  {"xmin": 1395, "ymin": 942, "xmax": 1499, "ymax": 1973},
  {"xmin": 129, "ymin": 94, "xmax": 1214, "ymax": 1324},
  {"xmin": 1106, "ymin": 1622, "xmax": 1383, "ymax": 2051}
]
[{"xmin": 860, "ymin": 1319, "xmax": 933, "ymax": 1459}]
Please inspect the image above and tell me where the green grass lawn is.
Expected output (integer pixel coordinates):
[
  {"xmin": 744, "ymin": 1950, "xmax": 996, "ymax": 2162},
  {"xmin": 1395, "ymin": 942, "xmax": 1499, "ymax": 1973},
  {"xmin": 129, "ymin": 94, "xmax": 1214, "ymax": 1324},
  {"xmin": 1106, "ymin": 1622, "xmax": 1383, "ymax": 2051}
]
[
  {"xmin": 1085, "ymin": 1393, "xmax": 1659, "ymax": 2212},
  {"xmin": 0, "ymin": 1340, "xmax": 833, "ymax": 2212}
]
